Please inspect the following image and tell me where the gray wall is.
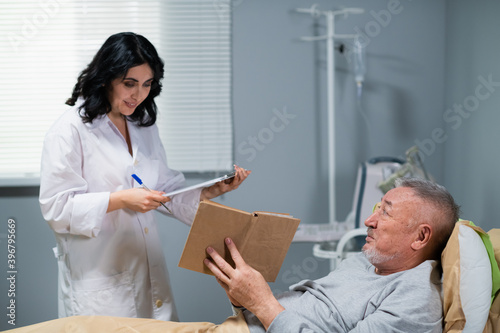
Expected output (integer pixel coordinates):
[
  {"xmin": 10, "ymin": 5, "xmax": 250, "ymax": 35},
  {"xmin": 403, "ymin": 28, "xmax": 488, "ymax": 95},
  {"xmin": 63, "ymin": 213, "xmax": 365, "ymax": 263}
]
[
  {"xmin": 443, "ymin": 0, "xmax": 500, "ymax": 230},
  {"xmin": 1, "ymin": 0, "xmax": 496, "ymax": 330}
]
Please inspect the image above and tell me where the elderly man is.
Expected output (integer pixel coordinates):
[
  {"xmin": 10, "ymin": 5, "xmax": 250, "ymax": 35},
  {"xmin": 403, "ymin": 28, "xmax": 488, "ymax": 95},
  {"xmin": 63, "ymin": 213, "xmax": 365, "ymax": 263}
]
[
  {"xmin": 6, "ymin": 178, "xmax": 459, "ymax": 332},
  {"xmin": 205, "ymin": 177, "xmax": 459, "ymax": 332}
]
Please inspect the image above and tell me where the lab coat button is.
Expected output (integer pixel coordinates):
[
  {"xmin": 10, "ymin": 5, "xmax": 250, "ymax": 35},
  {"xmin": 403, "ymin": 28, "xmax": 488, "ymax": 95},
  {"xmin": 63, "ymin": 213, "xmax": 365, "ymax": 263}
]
[
  {"xmin": 134, "ymin": 159, "xmax": 139, "ymax": 166},
  {"xmin": 144, "ymin": 227, "xmax": 149, "ymax": 234},
  {"xmin": 156, "ymin": 299, "xmax": 163, "ymax": 308}
]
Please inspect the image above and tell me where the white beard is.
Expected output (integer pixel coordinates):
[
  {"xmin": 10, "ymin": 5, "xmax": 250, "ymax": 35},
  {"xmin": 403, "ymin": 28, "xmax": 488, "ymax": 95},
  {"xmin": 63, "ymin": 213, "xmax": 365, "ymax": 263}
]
[{"xmin": 362, "ymin": 246, "xmax": 399, "ymax": 265}]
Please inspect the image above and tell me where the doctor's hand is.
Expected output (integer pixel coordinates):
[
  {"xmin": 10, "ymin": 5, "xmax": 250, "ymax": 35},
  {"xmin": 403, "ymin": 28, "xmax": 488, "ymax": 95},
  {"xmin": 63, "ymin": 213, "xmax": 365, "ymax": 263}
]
[
  {"xmin": 204, "ymin": 238, "xmax": 284, "ymax": 330},
  {"xmin": 107, "ymin": 188, "xmax": 170, "ymax": 213},
  {"xmin": 200, "ymin": 165, "xmax": 251, "ymax": 200}
]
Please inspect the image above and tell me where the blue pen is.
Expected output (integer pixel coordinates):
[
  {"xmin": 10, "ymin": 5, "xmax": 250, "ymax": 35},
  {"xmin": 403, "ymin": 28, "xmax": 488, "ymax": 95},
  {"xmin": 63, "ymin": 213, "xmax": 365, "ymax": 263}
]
[{"xmin": 132, "ymin": 174, "xmax": 172, "ymax": 214}]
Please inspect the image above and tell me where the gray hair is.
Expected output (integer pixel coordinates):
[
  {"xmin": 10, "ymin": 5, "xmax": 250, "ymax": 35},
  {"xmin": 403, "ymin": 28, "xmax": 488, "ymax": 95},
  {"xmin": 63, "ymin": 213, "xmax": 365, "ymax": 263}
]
[{"xmin": 395, "ymin": 177, "xmax": 460, "ymax": 256}]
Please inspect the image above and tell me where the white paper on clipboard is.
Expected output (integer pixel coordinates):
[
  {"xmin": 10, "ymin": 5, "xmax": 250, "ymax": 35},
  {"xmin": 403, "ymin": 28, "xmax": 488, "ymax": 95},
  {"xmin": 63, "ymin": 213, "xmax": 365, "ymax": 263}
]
[{"xmin": 163, "ymin": 172, "xmax": 235, "ymax": 197}]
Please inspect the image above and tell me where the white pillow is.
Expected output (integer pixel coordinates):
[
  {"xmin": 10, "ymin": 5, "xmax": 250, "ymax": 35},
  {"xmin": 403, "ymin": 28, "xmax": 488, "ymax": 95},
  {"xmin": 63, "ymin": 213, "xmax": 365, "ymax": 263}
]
[
  {"xmin": 442, "ymin": 221, "xmax": 492, "ymax": 332},
  {"xmin": 458, "ymin": 224, "xmax": 491, "ymax": 332}
]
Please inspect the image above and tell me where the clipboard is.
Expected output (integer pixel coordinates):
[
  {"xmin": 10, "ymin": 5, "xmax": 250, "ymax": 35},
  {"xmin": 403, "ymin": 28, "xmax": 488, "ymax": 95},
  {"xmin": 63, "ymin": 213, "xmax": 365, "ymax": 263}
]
[{"xmin": 163, "ymin": 172, "xmax": 236, "ymax": 197}]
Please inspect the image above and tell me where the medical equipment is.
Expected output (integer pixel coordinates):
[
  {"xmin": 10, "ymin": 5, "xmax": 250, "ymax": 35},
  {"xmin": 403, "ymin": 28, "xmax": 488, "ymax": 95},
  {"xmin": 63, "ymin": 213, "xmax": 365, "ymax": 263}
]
[
  {"xmin": 353, "ymin": 35, "xmax": 366, "ymax": 100},
  {"xmin": 377, "ymin": 145, "xmax": 431, "ymax": 193},
  {"xmin": 312, "ymin": 228, "xmax": 368, "ymax": 271},
  {"xmin": 295, "ymin": 4, "xmax": 365, "ymax": 225}
]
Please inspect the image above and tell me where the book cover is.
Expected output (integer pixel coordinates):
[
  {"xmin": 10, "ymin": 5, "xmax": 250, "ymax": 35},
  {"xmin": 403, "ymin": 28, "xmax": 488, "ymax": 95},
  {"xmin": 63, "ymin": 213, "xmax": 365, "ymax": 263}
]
[{"xmin": 178, "ymin": 200, "xmax": 301, "ymax": 282}]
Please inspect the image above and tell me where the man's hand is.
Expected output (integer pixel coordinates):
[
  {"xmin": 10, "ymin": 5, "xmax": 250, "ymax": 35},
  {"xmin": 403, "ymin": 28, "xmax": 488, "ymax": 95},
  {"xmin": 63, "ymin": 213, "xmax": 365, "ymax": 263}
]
[{"xmin": 204, "ymin": 238, "xmax": 285, "ymax": 329}]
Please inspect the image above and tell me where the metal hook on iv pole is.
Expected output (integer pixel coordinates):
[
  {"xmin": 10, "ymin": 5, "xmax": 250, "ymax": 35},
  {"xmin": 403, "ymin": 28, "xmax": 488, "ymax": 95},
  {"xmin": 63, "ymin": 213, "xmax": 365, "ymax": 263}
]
[{"xmin": 296, "ymin": 5, "xmax": 364, "ymax": 41}]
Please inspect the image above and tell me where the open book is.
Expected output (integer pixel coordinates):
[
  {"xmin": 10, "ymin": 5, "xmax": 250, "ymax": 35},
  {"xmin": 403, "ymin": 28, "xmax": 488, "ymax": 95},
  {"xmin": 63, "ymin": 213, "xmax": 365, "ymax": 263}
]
[{"xmin": 178, "ymin": 200, "xmax": 301, "ymax": 282}]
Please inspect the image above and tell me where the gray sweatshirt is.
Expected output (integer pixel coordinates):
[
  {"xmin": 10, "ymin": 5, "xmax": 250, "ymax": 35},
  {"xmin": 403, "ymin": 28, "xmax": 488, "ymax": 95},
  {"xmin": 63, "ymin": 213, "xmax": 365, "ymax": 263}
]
[{"xmin": 244, "ymin": 253, "xmax": 443, "ymax": 333}]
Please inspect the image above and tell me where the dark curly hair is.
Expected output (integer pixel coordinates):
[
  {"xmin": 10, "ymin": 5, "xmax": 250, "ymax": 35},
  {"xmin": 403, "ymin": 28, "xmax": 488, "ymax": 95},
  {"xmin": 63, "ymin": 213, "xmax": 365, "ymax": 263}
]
[{"xmin": 66, "ymin": 32, "xmax": 164, "ymax": 126}]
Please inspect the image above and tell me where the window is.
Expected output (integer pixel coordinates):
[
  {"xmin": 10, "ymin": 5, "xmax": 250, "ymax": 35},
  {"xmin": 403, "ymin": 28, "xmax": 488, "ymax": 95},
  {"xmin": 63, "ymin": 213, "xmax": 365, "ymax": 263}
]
[{"xmin": 0, "ymin": 0, "xmax": 233, "ymax": 186}]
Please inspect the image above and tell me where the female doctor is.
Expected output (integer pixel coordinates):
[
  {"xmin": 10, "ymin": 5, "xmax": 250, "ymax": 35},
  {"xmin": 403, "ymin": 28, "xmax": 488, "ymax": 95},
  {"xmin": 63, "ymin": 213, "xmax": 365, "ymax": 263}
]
[{"xmin": 39, "ymin": 32, "xmax": 250, "ymax": 321}]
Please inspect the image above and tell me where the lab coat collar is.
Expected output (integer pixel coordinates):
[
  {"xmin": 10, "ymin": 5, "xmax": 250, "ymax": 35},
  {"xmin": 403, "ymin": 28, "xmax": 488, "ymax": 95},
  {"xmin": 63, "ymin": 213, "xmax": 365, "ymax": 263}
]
[{"xmin": 75, "ymin": 97, "xmax": 141, "ymax": 158}]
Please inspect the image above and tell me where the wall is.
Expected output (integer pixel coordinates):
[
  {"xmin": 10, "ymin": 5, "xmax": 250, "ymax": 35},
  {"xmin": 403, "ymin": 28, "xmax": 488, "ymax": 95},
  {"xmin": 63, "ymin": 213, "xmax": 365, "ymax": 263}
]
[
  {"xmin": 0, "ymin": 0, "xmax": 451, "ymax": 329},
  {"xmin": 0, "ymin": 188, "xmax": 58, "ymax": 329},
  {"xmin": 443, "ymin": 0, "xmax": 500, "ymax": 231}
]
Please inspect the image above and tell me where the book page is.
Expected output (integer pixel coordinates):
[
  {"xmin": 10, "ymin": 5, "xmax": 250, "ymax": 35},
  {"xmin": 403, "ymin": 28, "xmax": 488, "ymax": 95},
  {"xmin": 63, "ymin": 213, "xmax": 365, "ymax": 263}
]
[{"xmin": 254, "ymin": 211, "xmax": 292, "ymax": 218}]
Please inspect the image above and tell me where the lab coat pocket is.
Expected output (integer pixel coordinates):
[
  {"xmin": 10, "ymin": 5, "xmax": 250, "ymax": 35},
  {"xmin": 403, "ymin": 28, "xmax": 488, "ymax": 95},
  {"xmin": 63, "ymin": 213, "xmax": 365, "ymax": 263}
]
[{"xmin": 71, "ymin": 271, "xmax": 137, "ymax": 317}]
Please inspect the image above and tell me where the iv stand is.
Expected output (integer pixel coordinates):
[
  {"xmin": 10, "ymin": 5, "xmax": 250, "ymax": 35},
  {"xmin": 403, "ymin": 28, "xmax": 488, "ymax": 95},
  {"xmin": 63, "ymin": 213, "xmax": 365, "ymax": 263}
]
[{"xmin": 296, "ymin": 5, "xmax": 364, "ymax": 224}]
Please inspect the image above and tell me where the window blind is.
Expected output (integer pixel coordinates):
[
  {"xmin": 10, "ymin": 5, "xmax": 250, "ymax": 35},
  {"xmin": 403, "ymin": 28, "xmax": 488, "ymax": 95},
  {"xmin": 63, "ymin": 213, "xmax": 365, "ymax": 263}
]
[
  {"xmin": 0, "ymin": 0, "xmax": 233, "ymax": 185},
  {"xmin": 158, "ymin": 1, "xmax": 233, "ymax": 172}
]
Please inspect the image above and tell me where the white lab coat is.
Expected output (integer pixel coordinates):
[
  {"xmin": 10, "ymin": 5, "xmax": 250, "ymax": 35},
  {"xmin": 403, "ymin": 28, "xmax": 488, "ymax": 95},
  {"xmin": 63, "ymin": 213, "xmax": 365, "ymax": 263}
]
[{"xmin": 39, "ymin": 101, "xmax": 202, "ymax": 320}]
